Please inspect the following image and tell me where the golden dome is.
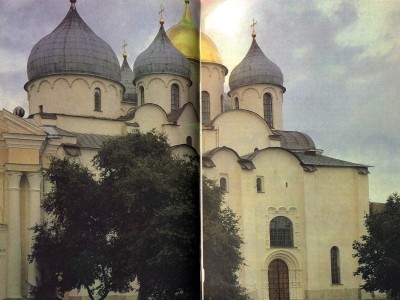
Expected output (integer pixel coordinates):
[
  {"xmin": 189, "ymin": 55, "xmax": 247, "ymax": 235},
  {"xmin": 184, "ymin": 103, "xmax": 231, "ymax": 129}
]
[{"xmin": 166, "ymin": 1, "xmax": 223, "ymax": 66}]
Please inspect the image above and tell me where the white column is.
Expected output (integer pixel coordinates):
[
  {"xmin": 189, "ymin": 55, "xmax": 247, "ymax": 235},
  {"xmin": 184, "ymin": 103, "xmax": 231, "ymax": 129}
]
[
  {"xmin": 27, "ymin": 172, "xmax": 43, "ymax": 288},
  {"xmin": 6, "ymin": 171, "xmax": 23, "ymax": 299}
]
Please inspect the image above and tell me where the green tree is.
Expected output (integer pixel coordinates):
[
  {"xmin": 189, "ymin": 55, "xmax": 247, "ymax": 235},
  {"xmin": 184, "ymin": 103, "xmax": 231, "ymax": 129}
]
[
  {"xmin": 29, "ymin": 158, "xmax": 137, "ymax": 299},
  {"xmin": 30, "ymin": 132, "xmax": 200, "ymax": 299},
  {"xmin": 353, "ymin": 193, "xmax": 400, "ymax": 300},
  {"xmin": 203, "ymin": 177, "xmax": 249, "ymax": 300},
  {"xmin": 94, "ymin": 132, "xmax": 200, "ymax": 299}
]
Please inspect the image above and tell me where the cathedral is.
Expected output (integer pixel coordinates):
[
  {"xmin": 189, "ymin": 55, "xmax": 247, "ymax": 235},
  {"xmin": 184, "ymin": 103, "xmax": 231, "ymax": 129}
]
[{"xmin": 0, "ymin": 0, "xmax": 371, "ymax": 299}]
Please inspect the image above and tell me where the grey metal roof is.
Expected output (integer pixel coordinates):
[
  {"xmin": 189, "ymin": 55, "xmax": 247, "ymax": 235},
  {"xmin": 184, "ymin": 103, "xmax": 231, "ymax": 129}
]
[
  {"xmin": 27, "ymin": 5, "xmax": 121, "ymax": 83},
  {"xmin": 241, "ymin": 147, "xmax": 369, "ymax": 170},
  {"xmin": 121, "ymin": 56, "xmax": 137, "ymax": 103},
  {"xmin": 41, "ymin": 126, "xmax": 111, "ymax": 149},
  {"xmin": 229, "ymin": 38, "xmax": 284, "ymax": 91},
  {"xmin": 133, "ymin": 24, "xmax": 191, "ymax": 83},
  {"xmin": 74, "ymin": 132, "xmax": 111, "ymax": 149},
  {"xmin": 272, "ymin": 130, "xmax": 316, "ymax": 151},
  {"xmin": 294, "ymin": 152, "xmax": 369, "ymax": 168}
]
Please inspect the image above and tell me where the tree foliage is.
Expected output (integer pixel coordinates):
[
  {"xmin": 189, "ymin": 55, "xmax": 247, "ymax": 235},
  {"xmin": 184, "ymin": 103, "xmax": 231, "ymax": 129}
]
[
  {"xmin": 353, "ymin": 193, "xmax": 400, "ymax": 300},
  {"xmin": 30, "ymin": 132, "xmax": 200, "ymax": 299},
  {"xmin": 203, "ymin": 177, "xmax": 249, "ymax": 300}
]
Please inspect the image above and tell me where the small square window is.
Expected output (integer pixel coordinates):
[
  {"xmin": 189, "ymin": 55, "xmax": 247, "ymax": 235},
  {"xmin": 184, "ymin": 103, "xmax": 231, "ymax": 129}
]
[{"xmin": 256, "ymin": 176, "xmax": 264, "ymax": 193}]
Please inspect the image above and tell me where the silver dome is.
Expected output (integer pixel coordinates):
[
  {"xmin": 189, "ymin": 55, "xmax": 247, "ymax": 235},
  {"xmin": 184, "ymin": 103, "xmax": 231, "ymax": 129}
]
[
  {"xmin": 121, "ymin": 55, "xmax": 137, "ymax": 104},
  {"xmin": 229, "ymin": 38, "xmax": 284, "ymax": 91},
  {"xmin": 27, "ymin": 5, "xmax": 121, "ymax": 83},
  {"xmin": 133, "ymin": 24, "xmax": 191, "ymax": 84}
]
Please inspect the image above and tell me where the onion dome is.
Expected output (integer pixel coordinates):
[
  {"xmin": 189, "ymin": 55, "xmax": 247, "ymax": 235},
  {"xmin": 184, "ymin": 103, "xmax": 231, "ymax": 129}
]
[
  {"xmin": 27, "ymin": 1, "xmax": 121, "ymax": 83},
  {"xmin": 166, "ymin": 0, "xmax": 224, "ymax": 67},
  {"xmin": 133, "ymin": 23, "xmax": 191, "ymax": 84},
  {"xmin": 229, "ymin": 37, "xmax": 284, "ymax": 91},
  {"xmin": 120, "ymin": 51, "xmax": 136, "ymax": 103}
]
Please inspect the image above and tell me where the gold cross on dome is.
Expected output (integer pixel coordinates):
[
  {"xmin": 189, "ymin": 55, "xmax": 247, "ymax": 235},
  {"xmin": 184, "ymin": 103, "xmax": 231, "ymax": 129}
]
[
  {"xmin": 159, "ymin": 4, "xmax": 165, "ymax": 24},
  {"xmin": 251, "ymin": 18, "xmax": 257, "ymax": 38}
]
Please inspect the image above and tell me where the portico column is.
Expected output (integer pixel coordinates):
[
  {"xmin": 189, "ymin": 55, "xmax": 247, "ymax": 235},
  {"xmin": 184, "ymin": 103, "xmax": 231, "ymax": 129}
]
[
  {"xmin": 27, "ymin": 172, "xmax": 43, "ymax": 288},
  {"xmin": 6, "ymin": 171, "xmax": 23, "ymax": 299}
]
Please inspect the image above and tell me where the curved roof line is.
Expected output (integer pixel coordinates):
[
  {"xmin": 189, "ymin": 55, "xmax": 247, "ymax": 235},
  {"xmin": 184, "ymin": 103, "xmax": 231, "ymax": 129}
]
[
  {"xmin": 119, "ymin": 103, "xmax": 168, "ymax": 121},
  {"xmin": 167, "ymin": 102, "xmax": 199, "ymax": 123},
  {"xmin": 207, "ymin": 108, "xmax": 272, "ymax": 131},
  {"xmin": 171, "ymin": 143, "xmax": 199, "ymax": 156},
  {"xmin": 203, "ymin": 146, "xmax": 242, "ymax": 160},
  {"xmin": 243, "ymin": 147, "xmax": 370, "ymax": 170},
  {"xmin": 242, "ymin": 147, "xmax": 303, "ymax": 163}
]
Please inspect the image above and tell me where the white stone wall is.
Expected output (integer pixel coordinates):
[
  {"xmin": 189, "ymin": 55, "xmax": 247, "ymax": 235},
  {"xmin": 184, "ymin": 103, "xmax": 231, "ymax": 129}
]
[
  {"xmin": 134, "ymin": 73, "xmax": 191, "ymax": 115},
  {"xmin": 27, "ymin": 75, "xmax": 124, "ymax": 119},
  {"xmin": 201, "ymin": 62, "xmax": 227, "ymax": 121},
  {"xmin": 229, "ymin": 84, "xmax": 284, "ymax": 130}
]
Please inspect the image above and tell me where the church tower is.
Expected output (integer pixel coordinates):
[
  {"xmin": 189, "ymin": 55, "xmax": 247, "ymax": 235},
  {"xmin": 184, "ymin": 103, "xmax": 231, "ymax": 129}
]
[{"xmin": 229, "ymin": 21, "xmax": 285, "ymax": 130}]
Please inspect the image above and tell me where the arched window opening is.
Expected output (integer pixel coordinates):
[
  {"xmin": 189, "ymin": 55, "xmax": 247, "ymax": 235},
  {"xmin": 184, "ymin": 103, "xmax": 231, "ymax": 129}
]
[
  {"xmin": 140, "ymin": 86, "xmax": 145, "ymax": 105},
  {"xmin": 234, "ymin": 97, "xmax": 239, "ymax": 109},
  {"xmin": 270, "ymin": 216, "xmax": 293, "ymax": 247},
  {"xmin": 171, "ymin": 84, "xmax": 179, "ymax": 111},
  {"xmin": 220, "ymin": 177, "xmax": 227, "ymax": 192},
  {"xmin": 256, "ymin": 177, "xmax": 264, "ymax": 192},
  {"xmin": 263, "ymin": 93, "xmax": 273, "ymax": 128},
  {"xmin": 220, "ymin": 95, "xmax": 224, "ymax": 113},
  {"xmin": 331, "ymin": 247, "xmax": 341, "ymax": 284},
  {"xmin": 94, "ymin": 88, "xmax": 101, "ymax": 111},
  {"xmin": 186, "ymin": 136, "xmax": 192, "ymax": 147},
  {"xmin": 202, "ymin": 91, "xmax": 210, "ymax": 124}
]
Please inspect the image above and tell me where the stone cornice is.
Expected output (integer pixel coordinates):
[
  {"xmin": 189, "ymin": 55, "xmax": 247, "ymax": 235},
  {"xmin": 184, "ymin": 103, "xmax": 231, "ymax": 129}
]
[
  {"xmin": 4, "ymin": 163, "xmax": 43, "ymax": 173},
  {"xmin": 1, "ymin": 134, "xmax": 46, "ymax": 149}
]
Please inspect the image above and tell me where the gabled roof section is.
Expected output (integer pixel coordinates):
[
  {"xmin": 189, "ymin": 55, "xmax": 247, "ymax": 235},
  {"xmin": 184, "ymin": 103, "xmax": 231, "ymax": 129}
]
[{"xmin": 0, "ymin": 110, "xmax": 45, "ymax": 136}]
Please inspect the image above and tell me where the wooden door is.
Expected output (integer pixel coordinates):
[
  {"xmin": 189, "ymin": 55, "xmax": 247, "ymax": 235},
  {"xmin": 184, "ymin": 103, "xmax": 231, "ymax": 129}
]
[{"xmin": 268, "ymin": 259, "xmax": 290, "ymax": 300}]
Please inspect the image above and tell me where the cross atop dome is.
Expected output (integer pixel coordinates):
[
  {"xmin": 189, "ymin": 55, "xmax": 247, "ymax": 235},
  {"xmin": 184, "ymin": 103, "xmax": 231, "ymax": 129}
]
[
  {"xmin": 251, "ymin": 18, "xmax": 257, "ymax": 38},
  {"xmin": 122, "ymin": 41, "xmax": 128, "ymax": 58},
  {"xmin": 159, "ymin": 4, "xmax": 165, "ymax": 25}
]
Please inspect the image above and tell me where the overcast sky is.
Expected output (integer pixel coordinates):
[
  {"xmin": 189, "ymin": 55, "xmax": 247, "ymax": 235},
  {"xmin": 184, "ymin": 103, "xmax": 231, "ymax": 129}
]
[{"xmin": 0, "ymin": 0, "xmax": 398, "ymax": 202}]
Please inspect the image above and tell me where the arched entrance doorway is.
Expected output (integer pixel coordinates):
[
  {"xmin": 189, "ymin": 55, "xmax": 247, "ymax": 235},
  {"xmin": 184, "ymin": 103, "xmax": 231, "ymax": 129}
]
[{"xmin": 268, "ymin": 259, "xmax": 290, "ymax": 300}]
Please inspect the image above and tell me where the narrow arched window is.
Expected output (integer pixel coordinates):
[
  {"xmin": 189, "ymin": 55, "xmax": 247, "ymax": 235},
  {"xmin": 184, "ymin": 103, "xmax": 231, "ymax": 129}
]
[
  {"xmin": 220, "ymin": 177, "xmax": 227, "ymax": 192},
  {"xmin": 234, "ymin": 97, "xmax": 239, "ymax": 109},
  {"xmin": 256, "ymin": 177, "xmax": 263, "ymax": 192},
  {"xmin": 140, "ymin": 86, "xmax": 145, "ymax": 105},
  {"xmin": 171, "ymin": 84, "xmax": 179, "ymax": 111},
  {"xmin": 331, "ymin": 247, "xmax": 341, "ymax": 284},
  {"xmin": 94, "ymin": 88, "xmax": 101, "ymax": 111},
  {"xmin": 186, "ymin": 136, "xmax": 192, "ymax": 146},
  {"xmin": 202, "ymin": 91, "xmax": 210, "ymax": 124},
  {"xmin": 270, "ymin": 216, "xmax": 293, "ymax": 247},
  {"xmin": 263, "ymin": 93, "xmax": 273, "ymax": 128},
  {"xmin": 220, "ymin": 95, "xmax": 224, "ymax": 113}
]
